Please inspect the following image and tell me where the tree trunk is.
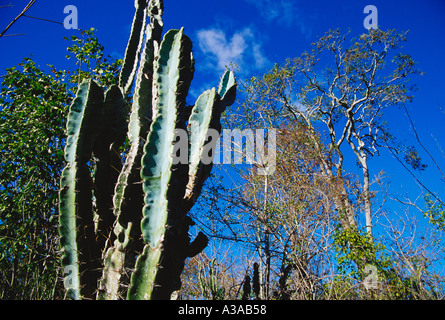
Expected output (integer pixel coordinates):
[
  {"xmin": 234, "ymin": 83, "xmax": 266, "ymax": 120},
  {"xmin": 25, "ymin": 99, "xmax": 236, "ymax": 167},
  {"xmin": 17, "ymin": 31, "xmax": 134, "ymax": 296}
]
[{"xmin": 361, "ymin": 156, "xmax": 373, "ymax": 237}]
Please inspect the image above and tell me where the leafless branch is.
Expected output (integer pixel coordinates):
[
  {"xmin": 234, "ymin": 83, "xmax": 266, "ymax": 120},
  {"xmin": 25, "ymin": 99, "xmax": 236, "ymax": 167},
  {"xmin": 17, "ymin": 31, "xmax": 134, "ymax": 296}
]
[
  {"xmin": 0, "ymin": 0, "xmax": 36, "ymax": 38},
  {"xmin": 403, "ymin": 104, "xmax": 445, "ymax": 181},
  {"xmin": 22, "ymin": 14, "xmax": 64, "ymax": 26},
  {"xmin": 0, "ymin": 3, "xmax": 12, "ymax": 9}
]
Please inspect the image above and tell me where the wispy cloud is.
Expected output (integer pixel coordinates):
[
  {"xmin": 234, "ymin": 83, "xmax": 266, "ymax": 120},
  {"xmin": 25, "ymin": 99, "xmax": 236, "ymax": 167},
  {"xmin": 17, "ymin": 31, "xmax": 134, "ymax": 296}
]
[
  {"xmin": 196, "ymin": 27, "xmax": 269, "ymax": 75},
  {"xmin": 243, "ymin": 0, "xmax": 313, "ymax": 39}
]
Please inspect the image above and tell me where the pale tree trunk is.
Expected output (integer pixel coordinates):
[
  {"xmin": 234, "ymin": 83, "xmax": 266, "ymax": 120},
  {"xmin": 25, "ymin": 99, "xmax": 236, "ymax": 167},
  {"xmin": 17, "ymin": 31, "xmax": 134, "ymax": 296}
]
[
  {"xmin": 349, "ymin": 137, "xmax": 373, "ymax": 237},
  {"xmin": 362, "ymin": 156, "xmax": 373, "ymax": 237}
]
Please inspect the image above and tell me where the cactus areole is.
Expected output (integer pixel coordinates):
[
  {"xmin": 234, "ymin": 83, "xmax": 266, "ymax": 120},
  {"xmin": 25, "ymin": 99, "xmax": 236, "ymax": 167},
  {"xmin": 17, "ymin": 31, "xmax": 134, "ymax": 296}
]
[{"xmin": 58, "ymin": 0, "xmax": 236, "ymax": 300}]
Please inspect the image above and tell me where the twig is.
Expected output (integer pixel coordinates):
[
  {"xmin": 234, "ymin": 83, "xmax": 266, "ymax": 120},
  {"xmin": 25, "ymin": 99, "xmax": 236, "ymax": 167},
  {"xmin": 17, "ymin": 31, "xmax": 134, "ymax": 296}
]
[
  {"xmin": 0, "ymin": 33, "xmax": 25, "ymax": 37},
  {"xmin": 384, "ymin": 141, "xmax": 445, "ymax": 207},
  {"xmin": 403, "ymin": 104, "xmax": 445, "ymax": 181},
  {"xmin": 0, "ymin": 0, "xmax": 36, "ymax": 38},
  {"xmin": 22, "ymin": 14, "xmax": 64, "ymax": 26}
]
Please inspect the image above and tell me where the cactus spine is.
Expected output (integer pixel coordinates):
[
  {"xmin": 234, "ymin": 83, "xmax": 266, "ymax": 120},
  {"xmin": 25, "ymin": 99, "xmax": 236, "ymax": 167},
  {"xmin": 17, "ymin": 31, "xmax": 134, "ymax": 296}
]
[{"xmin": 58, "ymin": 0, "xmax": 236, "ymax": 300}]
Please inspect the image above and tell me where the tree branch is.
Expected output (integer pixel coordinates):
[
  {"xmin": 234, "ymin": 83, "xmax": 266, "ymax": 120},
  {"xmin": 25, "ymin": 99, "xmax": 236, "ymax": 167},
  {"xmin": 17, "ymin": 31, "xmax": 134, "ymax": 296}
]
[
  {"xmin": 0, "ymin": 0, "xmax": 36, "ymax": 38},
  {"xmin": 384, "ymin": 141, "xmax": 445, "ymax": 207},
  {"xmin": 403, "ymin": 104, "xmax": 445, "ymax": 181}
]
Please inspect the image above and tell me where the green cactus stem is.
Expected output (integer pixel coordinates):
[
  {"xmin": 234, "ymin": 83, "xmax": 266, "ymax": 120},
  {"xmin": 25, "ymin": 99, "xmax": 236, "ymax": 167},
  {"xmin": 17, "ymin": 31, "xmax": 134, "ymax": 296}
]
[
  {"xmin": 92, "ymin": 85, "xmax": 127, "ymax": 253},
  {"xmin": 127, "ymin": 27, "xmax": 194, "ymax": 300},
  {"xmin": 59, "ymin": 0, "xmax": 236, "ymax": 300},
  {"xmin": 97, "ymin": 0, "xmax": 164, "ymax": 300},
  {"xmin": 119, "ymin": 0, "xmax": 148, "ymax": 94},
  {"xmin": 59, "ymin": 78, "xmax": 104, "ymax": 300}
]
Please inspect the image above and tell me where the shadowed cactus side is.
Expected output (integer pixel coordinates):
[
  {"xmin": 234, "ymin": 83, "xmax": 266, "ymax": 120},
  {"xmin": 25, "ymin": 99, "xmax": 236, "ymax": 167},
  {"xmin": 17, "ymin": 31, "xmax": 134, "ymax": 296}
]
[{"xmin": 58, "ymin": 0, "xmax": 236, "ymax": 300}]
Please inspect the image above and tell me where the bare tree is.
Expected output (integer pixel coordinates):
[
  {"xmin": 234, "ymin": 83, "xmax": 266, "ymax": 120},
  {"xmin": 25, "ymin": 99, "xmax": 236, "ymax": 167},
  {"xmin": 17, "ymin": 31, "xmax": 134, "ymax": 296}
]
[
  {"xmin": 242, "ymin": 28, "xmax": 422, "ymax": 238},
  {"xmin": 380, "ymin": 209, "xmax": 445, "ymax": 299},
  {"xmin": 191, "ymin": 117, "xmax": 341, "ymax": 299},
  {"xmin": 183, "ymin": 28, "xmax": 434, "ymax": 300}
]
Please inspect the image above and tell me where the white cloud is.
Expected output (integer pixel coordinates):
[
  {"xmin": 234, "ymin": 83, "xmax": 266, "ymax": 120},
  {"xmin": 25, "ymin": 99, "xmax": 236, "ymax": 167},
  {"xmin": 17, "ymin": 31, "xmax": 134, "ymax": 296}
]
[{"xmin": 196, "ymin": 27, "xmax": 269, "ymax": 74}]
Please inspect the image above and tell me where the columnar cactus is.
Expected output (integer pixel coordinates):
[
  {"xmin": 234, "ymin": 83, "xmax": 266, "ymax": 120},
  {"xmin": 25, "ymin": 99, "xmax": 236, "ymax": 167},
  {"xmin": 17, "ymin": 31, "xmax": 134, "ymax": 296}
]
[{"xmin": 58, "ymin": 0, "xmax": 236, "ymax": 300}]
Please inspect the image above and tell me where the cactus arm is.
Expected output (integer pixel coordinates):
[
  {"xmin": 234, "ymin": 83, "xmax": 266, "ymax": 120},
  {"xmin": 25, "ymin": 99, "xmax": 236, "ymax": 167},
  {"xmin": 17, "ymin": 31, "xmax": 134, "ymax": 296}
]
[
  {"xmin": 183, "ymin": 71, "xmax": 237, "ymax": 210},
  {"xmin": 186, "ymin": 231, "xmax": 209, "ymax": 258},
  {"xmin": 140, "ymin": 27, "xmax": 193, "ymax": 247},
  {"xmin": 217, "ymin": 70, "xmax": 237, "ymax": 108},
  {"xmin": 118, "ymin": 1, "xmax": 148, "ymax": 94},
  {"xmin": 98, "ymin": 1, "xmax": 165, "ymax": 300},
  {"xmin": 117, "ymin": 0, "xmax": 164, "ymax": 234},
  {"xmin": 147, "ymin": 0, "xmax": 164, "ymax": 45},
  {"xmin": 92, "ymin": 86, "xmax": 127, "ymax": 299},
  {"xmin": 63, "ymin": 80, "xmax": 103, "ymax": 164},
  {"xmin": 58, "ymin": 167, "xmax": 80, "ymax": 300},
  {"xmin": 127, "ymin": 28, "xmax": 194, "ymax": 300},
  {"xmin": 59, "ymin": 79, "xmax": 104, "ymax": 300},
  {"xmin": 183, "ymin": 88, "xmax": 218, "ymax": 209},
  {"xmin": 119, "ymin": 0, "xmax": 164, "ymax": 95},
  {"xmin": 92, "ymin": 85, "xmax": 126, "ymax": 251},
  {"xmin": 125, "ymin": 244, "xmax": 155, "ymax": 300},
  {"xmin": 112, "ymin": 0, "xmax": 163, "ymax": 225},
  {"xmin": 97, "ymin": 225, "xmax": 131, "ymax": 300}
]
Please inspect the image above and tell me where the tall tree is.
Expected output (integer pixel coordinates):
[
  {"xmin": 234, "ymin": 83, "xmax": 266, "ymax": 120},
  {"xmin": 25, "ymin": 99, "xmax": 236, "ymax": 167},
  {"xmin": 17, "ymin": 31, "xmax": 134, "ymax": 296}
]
[
  {"xmin": 241, "ymin": 28, "xmax": 422, "ymax": 238},
  {"xmin": 191, "ymin": 27, "xmax": 427, "ymax": 299}
]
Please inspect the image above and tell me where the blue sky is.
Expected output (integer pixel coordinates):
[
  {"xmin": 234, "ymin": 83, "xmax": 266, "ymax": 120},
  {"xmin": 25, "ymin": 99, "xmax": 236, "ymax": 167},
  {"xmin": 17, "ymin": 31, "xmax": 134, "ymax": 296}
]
[{"xmin": 1, "ymin": 0, "xmax": 444, "ymax": 233}]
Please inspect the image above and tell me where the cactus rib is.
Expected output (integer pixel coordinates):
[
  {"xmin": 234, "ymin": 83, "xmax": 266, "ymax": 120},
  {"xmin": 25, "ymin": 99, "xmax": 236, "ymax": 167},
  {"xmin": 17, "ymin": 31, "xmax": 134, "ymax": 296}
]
[
  {"xmin": 98, "ymin": 0, "xmax": 164, "ymax": 300},
  {"xmin": 59, "ymin": 79, "xmax": 104, "ymax": 300},
  {"xmin": 128, "ymin": 28, "xmax": 194, "ymax": 300}
]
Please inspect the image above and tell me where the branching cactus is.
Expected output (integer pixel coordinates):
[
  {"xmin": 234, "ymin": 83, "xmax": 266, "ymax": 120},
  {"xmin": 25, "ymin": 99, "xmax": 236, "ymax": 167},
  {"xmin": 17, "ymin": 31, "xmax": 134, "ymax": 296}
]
[{"xmin": 58, "ymin": 0, "xmax": 236, "ymax": 300}]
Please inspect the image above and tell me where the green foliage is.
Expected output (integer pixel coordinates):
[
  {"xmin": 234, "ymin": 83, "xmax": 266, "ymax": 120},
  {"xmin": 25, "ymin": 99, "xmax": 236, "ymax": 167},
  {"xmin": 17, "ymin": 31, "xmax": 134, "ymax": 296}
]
[
  {"xmin": 331, "ymin": 224, "xmax": 425, "ymax": 299},
  {"xmin": 404, "ymin": 146, "xmax": 427, "ymax": 171},
  {"xmin": 333, "ymin": 226, "xmax": 383, "ymax": 277},
  {"xmin": 0, "ymin": 58, "xmax": 70, "ymax": 299},
  {"xmin": 65, "ymin": 28, "xmax": 123, "ymax": 87},
  {"xmin": 0, "ymin": 28, "xmax": 121, "ymax": 299},
  {"xmin": 423, "ymin": 194, "xmax": 445, "ymax": 232}
]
